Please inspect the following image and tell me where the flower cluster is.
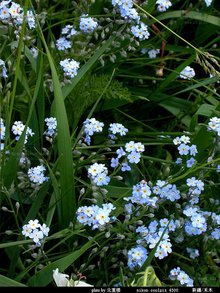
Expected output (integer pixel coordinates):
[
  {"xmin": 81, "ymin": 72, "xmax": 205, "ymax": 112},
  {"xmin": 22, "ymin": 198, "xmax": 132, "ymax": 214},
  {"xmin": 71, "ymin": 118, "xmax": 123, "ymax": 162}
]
[
  {"xmin": 207, "ymin": 116, "xmax": 220, "ymax": 136},
  {"xmin": 111, "ymin": 0, "xmax": 150, "ymax": 41},
  {"xmin": 140, "ymin": 48, "xmax": 160, "ymax": 59},
  {"xmin": 44, "ymin": 117, "xmax": 57, "ymax": 138},
  {"xmin": 135, "ymin": 218, "xmax": 179, "ymax": 260},
  {"xmin": 27, "ymin": 165, "xmax": 49, "ymax": 185},
  {"xmin": 131, "ymin": 22, "xmax": 150, "ymax": 41},
  {"xmin": 87, "ymin": 163, "xmax": 110, "ymax": 186},
  {"xmin": 127, "ymin": 245, "xmax": 148, "ymax": 269},
  {"xmin": 179, "ymin": 66, "xmax": 196, "ymax": 80},
  {"xmin": 108, "ymin": 122, "xmax": 128, "ymax": 143},
  {"xmin": 76, "ymin": 203, "xmax": 116, "ymax": 230},
  {"xmin": 11, "ymin": 121, "xmax": 34, "ymax": 144},
  {"xmin": 111, "ymin": 141, "xmax": 145, "ymax": 172},
  {"xmin": 169, "ymin": 267, "xmax": 194, "ymax": 287},
  {"xmin": 56, "ymin": 14, "xmax": 97, "ymax": 76},
  {"xmin": 22, "ymin": 219, "xmax": 49, "ymax": 247},
  {"xmin": 59, "ymin": 58, "xmax": 80, "ymax": 79},
  {"xmin": 79, "ymin": 14, "xmax": 98, "ymax": 33},
  {"xmin": 125, "ymin": 180, "xmax": 158, "ymax": 206},
  {"xmin": 152, "ymin": 180, "xmax": 181, "ymax": 202},
  {"xmin": 0, "ymin": 59, "xmax": 7, "ymax": 78},
  {"xmin": 111, "ymin": 0, "xmax": 140, "ymax": 23},
  {"xmin": 173, "ymin": 135, "xmax": 198, "ymax": 168},
  {"xmin": 83, "ymin": 118, "xmax": 104, "ymax": 145},
  {"xmin": 0, "ymin": 1, "xmax": 35, "ymax": 30},
  {"xmin": 156, "ymin": 0, "xmax": 172, "ymax": 12},
  {"xmin": 0, "ymin": 118, "xmax": 6, "ymax": 141},
  {"xmin": 56, "ymin": 37, "xmax": 72, "ymax": 51}
]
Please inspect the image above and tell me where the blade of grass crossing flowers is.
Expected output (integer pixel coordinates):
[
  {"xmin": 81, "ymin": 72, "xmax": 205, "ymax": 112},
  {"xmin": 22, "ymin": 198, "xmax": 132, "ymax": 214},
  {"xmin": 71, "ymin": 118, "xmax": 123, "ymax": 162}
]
[
  {"xmin": 140, "ymin": 222, "xmax": 170, "ymax": 271},
  {"xmin": 36, "ymin": 18, "xmax": 76, "ymax": 228},
  {"xmin": 62, "ymin": 34, "xmax": 118, "ymax": 100}
]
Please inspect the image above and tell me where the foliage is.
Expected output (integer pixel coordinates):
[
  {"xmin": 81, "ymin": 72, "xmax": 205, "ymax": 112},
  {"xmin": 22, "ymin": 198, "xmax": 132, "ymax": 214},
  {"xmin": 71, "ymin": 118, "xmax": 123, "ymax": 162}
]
[{"xmin": 0, "ymin": 0, "xmax": 220, "ymax": 288}]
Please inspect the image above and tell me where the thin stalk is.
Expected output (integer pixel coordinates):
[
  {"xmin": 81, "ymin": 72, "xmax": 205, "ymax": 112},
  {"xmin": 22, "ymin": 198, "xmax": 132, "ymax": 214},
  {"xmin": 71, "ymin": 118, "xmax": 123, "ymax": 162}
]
[{"xmin": 133, "ymin": 2, "xmax": 205, "ymax": 56}]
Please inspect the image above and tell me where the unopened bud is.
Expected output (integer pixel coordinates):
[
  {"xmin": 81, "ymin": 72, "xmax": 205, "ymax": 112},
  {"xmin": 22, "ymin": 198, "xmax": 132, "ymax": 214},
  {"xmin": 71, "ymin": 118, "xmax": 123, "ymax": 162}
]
[{"xmin": 5, "ymin": 230, "xmax": 13, "ymax": 235}]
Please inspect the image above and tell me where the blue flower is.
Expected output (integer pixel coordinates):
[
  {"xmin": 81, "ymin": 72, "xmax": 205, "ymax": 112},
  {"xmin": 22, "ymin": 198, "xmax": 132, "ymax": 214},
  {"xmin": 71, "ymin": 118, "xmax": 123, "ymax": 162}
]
[{"xmin": 127, "ymin": 245, "xmax": 148, "ymax": 269}]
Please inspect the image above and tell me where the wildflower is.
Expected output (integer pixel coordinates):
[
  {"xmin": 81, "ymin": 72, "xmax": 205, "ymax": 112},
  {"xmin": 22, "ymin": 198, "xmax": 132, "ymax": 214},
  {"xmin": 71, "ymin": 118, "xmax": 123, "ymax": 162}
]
[
  {"xmin": 11, "ymin": 121, "xmax": 34, "ymax": 143},
  {"xmin": 204, "ymin": 0, "xmax": 212, "ymax": 6},
  {"xmin": 27, "ymin": 10, "xmax": 35, "ymax": 29},
  {"xmin": 180, "ymin": 135, "xmax": 190, "ymax": 144},
  {"xmin": 124, "ymin": 203, "xmax": 133, "ymax": 214},
  {"xmin": 88, "ymin": 162, "xmax": 110, "ymax": 186},
  {"xmin": 156, "ymin": 0, "xmax": 172, "ymax": 12},
  {"xmin": 8, "ymin": 2, "xmax": 21, "ymax": 19},
  {"xmin": 169, "ymin": 267, "xmax": 193, "ymax": 287},
  {"xmin": 53, "ymin": 268, "xmax": 93, "ymax": 287},
  {"xmin": 155, "ymin": 182, "xmax": 180, "ymax": 202},
  {"xmin": 211, "ymin": 228, "xmax": 220, "ymax": 240},
  {"xmin": 148, "ymin": 49, "xmax": 160, "ymax": 58},
  {"xmin": 110, "ymin": 157, "xmax": 119, "ymax": 168},
  {"xmin": 179, "ymin": 66, "xmax": 195, "ymax": 80},
  {"xmin": 0, "ymin": 118, "xmax": 6, "ymax": 140},
  {"xmin": 186, "ymin": 247, "xmax": 199, "ymax": 259},
  {"xmin": 125, "ymin": 141, "xmax": 136, "ymax": 152},
  {"xmin": 116, "ymin": 147, "xmax": 126, "ymax": 158},
  {"xmin": 121, "ymin": 162, "xmax": 131, "ymax": 172},
  {"xmin": 56, "ymin": 37, "xmax": 71, "ymax": 51},
  {"xmin": 0, "ymin": 59, "xmax": 7, "ymax": 78},
  {"xmin": 177, "ymin": 143, "xmax": 190, "ymax": 155},
  {"xmin": 83, "ymin": 118, "xmax": 104, "ymax": 145},
  {"xmin": 173, "ymin": 136, "xmax": 181, "ymax": 145},
  {"xmin": 127, "ymin": 245, "xmax": 148, "ymax": 269},
  {"xmin": 154, "ymin": 246, "xmax": 167, "ymax": 259},
  {"xmin": 125, "ymin": 180, "xmax": 158, "ymax": 206},
  {"xmin": 127, "ymin": 151, "xmax": 141, "ymax": 164},
  {"xmin": 93, "ymin": 172, "xmax": 110, "ymax": 186},
  {"xmin": 208, "ymin": 117, "xmax": 220, "ymax": 135},
  {"xmin": 27, "ymin": 165, "xmax": 49, "ymax": 185},
  {"xmin": 186, "ymin": 157, "xmax": 196, "ymax": 168},
  {"xmin": 108, "ymin": 123, "xmax": 128, "ymax": 137},
  {"xmin": 61, "ymin": 24, "xmax": 77, "ymax": 38},
  {"xmin": 76, "ymin": 203, "xmax": 115, "ymax": 230},
  {"xmin": 30, "ymin": 47, "xmax": 38, "ymax": 58},
  {"xmin": 79, "ymin": 14, "xmax": 98, "ymax": 33},
  {"xmin": 0, "ymin": 5, "xmax": 10, "ymax": 20},
  {"xmin": 175, "ymin": 157, "xmax": 182, "ymax": 164},
  {"xmin": 169, "ymin": 267, "xmax": 181, "ymax": 280},
  {"xmin": 53, "ymin": 268, "xmax": 69, "ymax": 287},
  {"xmin": 44, "ymin": 117, "xmax": 57, "ymax": 137},
  {"xmin": 189, "ymin": 145, "xmax": 198, "ymax": 156},
  {"xmin": 177, "ymin": 271, "xmax": 193, "ymax": 287},
  {"xmin": 22, "ymin": 219, "xmax": 49, "ymax": 247},
  {"xmin": 120, "ymin": 7, "xmax": 140, "ymax": 22},
  {"xmin": 131, "ymin": 22, "xmax": 150, "ymax": 40},
  {"xmin": 60, "ymin": 58, "xmax": 80, "ymax": 78},
  {"xmin": 191, "ymin": 213, "xmax": 206, "ymax": 228}
]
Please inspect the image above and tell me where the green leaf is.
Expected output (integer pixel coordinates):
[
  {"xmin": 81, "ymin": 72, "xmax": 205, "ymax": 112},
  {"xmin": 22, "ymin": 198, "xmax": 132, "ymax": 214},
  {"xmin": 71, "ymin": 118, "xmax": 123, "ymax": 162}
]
[
  {"xmin": 156, "ymin": 10, "xmax": 220, "ymax": 27},
  {"xmin": 62, "ymin": 34, "xmax": 118, "ymax": 100},
  {"xmin": 27, "ymin": 233, "xmax": 103, "ymax": 286},
  {"xmin": 0, "ymin": 274, "xmax": 27, "ymax": 287},
  {"xmin": 37, "ymin": 18, "xmax": 76, "ymax": 227}
]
